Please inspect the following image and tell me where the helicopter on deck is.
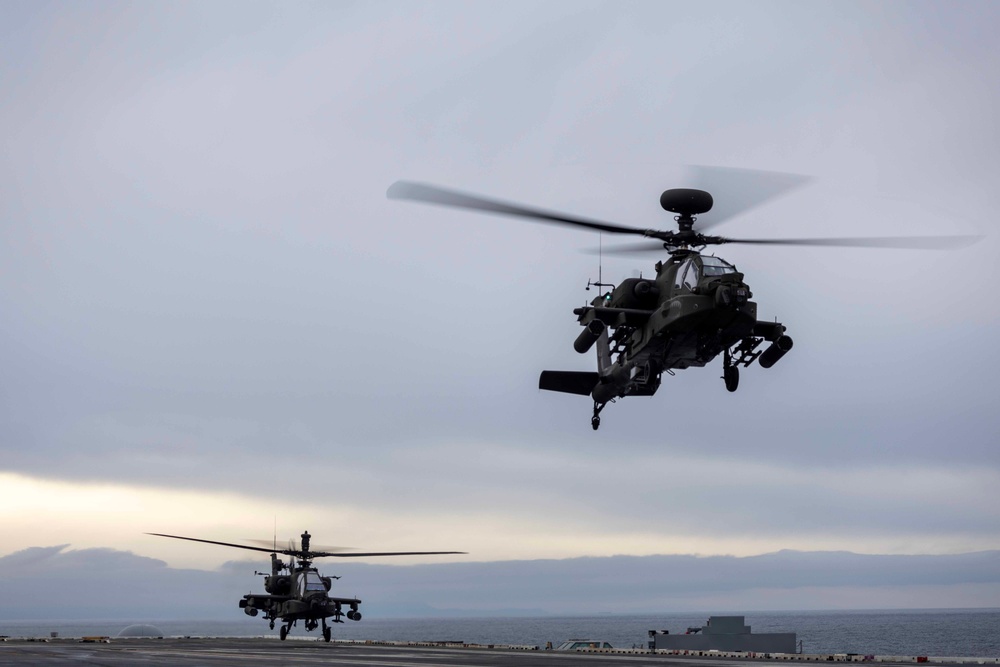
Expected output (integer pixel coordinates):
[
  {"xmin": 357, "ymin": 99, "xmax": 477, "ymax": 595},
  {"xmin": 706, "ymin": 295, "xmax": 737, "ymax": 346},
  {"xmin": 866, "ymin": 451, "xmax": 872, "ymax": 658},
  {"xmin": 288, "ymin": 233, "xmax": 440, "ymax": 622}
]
[
  {"xmin": 148, "ymin": 530, "xmax": 463, "ymax": 641},
  {"xmin": 387, "ymin": 169, "xmax": 980, "ymax": 429}
]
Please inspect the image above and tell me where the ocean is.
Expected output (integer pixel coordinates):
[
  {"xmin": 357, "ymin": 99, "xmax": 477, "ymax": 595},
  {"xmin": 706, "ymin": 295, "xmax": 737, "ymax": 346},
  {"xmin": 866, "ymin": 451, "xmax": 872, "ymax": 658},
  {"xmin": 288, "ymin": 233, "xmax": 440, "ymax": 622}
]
[{"xmin": 1, "ymin": 609, "xmax": 997, "ymax": 657}]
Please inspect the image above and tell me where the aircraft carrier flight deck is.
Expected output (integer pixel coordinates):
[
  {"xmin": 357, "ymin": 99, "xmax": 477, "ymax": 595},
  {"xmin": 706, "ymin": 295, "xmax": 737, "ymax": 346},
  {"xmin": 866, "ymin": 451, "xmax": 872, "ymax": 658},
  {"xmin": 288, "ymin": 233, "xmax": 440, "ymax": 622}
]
[{"xmin": 2, "ymin": 637, "xmax": 996, "ymax": 667}]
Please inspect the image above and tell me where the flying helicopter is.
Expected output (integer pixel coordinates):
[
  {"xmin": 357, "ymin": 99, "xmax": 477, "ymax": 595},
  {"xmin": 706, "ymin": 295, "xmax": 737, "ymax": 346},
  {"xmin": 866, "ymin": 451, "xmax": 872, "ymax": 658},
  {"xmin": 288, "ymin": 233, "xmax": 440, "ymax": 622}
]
[
  {"xmin": 148, "ymin": 530, "xmax": 464, "ymax": 641},
  {"xmin": 387, "ymin": 169, "xmax": 980, "ymax": 429}
]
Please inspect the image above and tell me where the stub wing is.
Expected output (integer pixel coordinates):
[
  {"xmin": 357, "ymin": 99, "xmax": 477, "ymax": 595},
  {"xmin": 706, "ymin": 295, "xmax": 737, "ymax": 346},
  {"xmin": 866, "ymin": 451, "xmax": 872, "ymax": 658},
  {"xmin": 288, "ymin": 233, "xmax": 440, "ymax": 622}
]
[
  {"xmin": 539, "ymin": 370, "xmax": 599, "ymax": 396},
  {"xmin": 574, "ymin": 305, "xmax": 653, "ymax": 327},
  {"xmin": 239, "ymin": 594, "xmax": 291, "ymax": 614},
  {"xmin": 328, "ymin": 595, "xmax": 362, "ymax": 605}
]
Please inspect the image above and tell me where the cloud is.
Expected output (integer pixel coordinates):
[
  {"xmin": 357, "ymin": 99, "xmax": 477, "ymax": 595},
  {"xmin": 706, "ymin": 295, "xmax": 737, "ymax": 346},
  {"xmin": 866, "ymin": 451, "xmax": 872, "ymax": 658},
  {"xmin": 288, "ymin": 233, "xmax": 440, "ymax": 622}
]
[
  {"xmin": 2, "ymin": 545, "xmax": 998, "ymax": 620},
  {"xmin": 0, "ymin": 545, "xmax": 233, "ymax": 620},
  {"xmin": 2, "ymin": 456, "xmax": 997, "ymax": 575}
]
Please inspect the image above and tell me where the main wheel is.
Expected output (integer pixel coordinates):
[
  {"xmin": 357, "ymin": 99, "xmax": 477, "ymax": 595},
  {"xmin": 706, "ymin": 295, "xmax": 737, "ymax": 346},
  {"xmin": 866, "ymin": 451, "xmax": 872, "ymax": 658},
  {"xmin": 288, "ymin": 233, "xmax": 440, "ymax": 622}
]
[
  {"xmin": 591, "ymin": 416, "xmax": 600, "ymax": 430},
  {"xmin": 724, "ymin": 365, "xmax": 739, "ymax": 392},
  {"xmin": 324, "ymin": 627, "xmax": 332, "ymax": 642},
  {"xmin": 280, "ymin": 625, "xmax": 288, "ymax": 641}
]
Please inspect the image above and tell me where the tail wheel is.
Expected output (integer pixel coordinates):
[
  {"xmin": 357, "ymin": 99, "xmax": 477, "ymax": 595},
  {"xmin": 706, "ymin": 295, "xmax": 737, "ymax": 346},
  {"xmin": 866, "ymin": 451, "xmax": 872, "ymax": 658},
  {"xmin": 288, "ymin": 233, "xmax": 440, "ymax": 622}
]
[{"xmin": 591, "ymin": 400, "xmax": 605, "ymax": 430}]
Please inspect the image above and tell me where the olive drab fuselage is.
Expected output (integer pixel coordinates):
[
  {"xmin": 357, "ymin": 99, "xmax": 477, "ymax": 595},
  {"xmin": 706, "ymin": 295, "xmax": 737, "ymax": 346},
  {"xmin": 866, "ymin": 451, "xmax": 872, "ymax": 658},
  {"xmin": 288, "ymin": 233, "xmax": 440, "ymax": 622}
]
[
  {"xmin": 598, "ymin": 251, "xmax": 759, "ymax": 371},
  {"xmin": 540, "ymin": 248, "xmax": 792, "ymax": 429},
  {"xmin": 237, "ymin": 532, "xmax": 362, "ymax": 641},
  {"xmin": 239, "ymin": 551, "xmax": 362, "ymax": 640}
]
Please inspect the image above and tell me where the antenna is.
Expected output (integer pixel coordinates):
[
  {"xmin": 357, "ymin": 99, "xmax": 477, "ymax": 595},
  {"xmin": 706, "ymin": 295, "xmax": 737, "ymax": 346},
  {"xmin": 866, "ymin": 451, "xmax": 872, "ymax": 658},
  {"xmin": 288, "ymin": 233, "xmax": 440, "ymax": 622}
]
[{"xmin": 586, "ymin": 232, "xmax": 616, "ymax": 295}]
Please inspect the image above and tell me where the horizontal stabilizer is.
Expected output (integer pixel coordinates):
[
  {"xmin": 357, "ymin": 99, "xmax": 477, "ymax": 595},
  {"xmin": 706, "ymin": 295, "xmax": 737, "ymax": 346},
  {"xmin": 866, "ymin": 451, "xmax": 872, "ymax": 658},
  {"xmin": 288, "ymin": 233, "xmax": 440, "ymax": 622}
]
[{"xmin": 539, "ymin": 370, "xmax": 599, "ymax": 396}]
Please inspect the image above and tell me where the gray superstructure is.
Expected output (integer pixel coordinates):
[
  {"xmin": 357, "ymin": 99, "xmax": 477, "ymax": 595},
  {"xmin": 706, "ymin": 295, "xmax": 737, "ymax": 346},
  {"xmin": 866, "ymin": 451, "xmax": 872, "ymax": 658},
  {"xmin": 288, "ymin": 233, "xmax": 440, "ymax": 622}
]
[{"xmin": 648, "ymin": 616, "xmax": 796, "ymax": 653}]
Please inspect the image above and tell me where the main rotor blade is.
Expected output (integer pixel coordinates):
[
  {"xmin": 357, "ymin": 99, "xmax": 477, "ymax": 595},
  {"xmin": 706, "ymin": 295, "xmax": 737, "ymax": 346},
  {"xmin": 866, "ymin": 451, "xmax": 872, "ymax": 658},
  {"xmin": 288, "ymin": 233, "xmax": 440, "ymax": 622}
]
[
  {"xmin": 591, "ymin": 234, "xmax": 983, "ymax": 254},
  {"xmin": 685, "ymin": 166, "xmax": 812, "ymax": 231},
  {"xmin": 317, "ymin": 550, "xmax": 467, "ymax": 558},
  {"xmin": 388, "ymin": 181, "xmax": 650, "ymax": 237},
  {"xmin": 721, "ymin": 235, "xmax": 983, "ymax": 249},
  {"xmin": 149, "ymin": 533, "xmax": 467, "ymax": 558},
  {"xmin": 584, "ymin": 240, "xmax": 669, "ymax": 255},
  {"xmin": 147, "ymin": 533, "xmax": 281, "ymax": 555}
]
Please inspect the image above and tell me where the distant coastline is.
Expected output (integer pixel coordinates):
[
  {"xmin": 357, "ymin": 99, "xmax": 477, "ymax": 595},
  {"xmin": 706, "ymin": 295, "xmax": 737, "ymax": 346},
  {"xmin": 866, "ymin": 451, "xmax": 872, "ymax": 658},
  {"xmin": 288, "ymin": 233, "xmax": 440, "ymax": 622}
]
[{"xmin": 2, "ymin": 609, "xmax": 999, "ymax": 657}]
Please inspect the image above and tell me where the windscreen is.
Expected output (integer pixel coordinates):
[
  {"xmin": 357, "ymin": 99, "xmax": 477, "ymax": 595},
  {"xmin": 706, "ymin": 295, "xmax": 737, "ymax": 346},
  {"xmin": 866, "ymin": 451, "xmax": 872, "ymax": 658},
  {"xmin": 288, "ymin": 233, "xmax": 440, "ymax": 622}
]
[
  {"xmin": 304, "ymin": 572, "xmax": 327, "ymax": 592},
  {"xmin": 701, "ymin": 256, "xmax": 737, "ymax": 277}
]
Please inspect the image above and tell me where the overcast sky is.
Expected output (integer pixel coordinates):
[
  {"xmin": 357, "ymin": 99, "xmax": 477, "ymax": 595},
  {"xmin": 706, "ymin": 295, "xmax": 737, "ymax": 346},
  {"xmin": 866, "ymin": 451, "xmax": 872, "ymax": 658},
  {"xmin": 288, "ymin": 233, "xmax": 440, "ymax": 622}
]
[{"xmin": 2, "ymin": 0, "xmax": 999, "ymax": 612}]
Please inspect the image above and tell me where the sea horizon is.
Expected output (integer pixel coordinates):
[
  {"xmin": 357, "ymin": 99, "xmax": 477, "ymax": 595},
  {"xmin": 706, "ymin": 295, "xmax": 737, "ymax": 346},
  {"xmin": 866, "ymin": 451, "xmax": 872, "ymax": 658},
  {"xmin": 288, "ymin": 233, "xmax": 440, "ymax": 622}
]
[{"xmin": 2, "ymin": 607, "xmax": 998, "ymax": 657}]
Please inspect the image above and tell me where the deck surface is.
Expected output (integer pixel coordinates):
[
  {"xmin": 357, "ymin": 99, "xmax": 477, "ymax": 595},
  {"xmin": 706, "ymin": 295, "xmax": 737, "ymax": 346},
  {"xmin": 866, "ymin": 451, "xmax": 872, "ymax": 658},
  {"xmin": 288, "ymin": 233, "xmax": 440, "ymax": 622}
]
[{"xmin": 0, "ymin": 638, "xmax": 954, "ymax": 667}]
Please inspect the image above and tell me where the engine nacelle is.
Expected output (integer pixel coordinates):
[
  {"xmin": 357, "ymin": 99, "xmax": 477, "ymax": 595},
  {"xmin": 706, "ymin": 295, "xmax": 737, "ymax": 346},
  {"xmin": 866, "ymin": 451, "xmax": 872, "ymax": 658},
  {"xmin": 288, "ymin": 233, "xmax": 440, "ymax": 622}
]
[
  {"xmin": 607, "ymin": 278, "xmax": 660, "ymax": 309},
  {"xmin": 265, "ymin": 575, "xmax": 291, "ymax": 596},
  {"xmin": 631, "ymin": 278, "xmax": 660, "ymax": 302},
  {"xmin": 759, "ymin": 335, "xmax": 793, "ymax": 368},
  {"xmin": 574, "ymin": 319, "xmax": 606, "ymax": 354}
]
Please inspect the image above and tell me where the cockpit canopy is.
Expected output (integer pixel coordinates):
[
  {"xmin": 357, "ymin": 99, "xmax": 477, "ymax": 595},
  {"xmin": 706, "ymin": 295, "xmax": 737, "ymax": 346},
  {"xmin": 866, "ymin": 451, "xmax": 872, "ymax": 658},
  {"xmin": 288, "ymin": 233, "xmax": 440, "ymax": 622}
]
[
  {"xmin": 700, "ymin": 255, "xmax": 737, "ymax": 277},
  {"xmin": 674, "ymin": 255, "xmax": 737, "ymax": 290},
  {"xmin": 300, "ymin": 570, "xmax": 328, "ymax": 595}
]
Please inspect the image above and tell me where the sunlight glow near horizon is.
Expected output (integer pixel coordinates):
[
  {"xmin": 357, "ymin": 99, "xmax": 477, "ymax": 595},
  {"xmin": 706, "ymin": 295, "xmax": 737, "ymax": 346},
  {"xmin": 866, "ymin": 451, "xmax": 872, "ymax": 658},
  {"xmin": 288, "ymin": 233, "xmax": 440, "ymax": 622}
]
[{"xmin": 2, "ymin": 471, "xmax": 996, "ymax": 572}]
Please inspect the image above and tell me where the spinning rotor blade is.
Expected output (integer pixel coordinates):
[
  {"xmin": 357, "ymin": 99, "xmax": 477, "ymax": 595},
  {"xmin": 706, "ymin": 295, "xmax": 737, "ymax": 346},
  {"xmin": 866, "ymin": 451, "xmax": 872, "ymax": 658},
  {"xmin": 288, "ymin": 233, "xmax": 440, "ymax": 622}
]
[
  {"xmin": 718, "ymin": 235, "xmax": 983, "ymax": 249},
  {"xmin": 592, "ymin": 234, "xmax": 982, "ymax": 254},
  {"xmin": 683, "ymin": 166, "xmax": 813, "ymax": 231},
  {"xmin": 387, "ymin": 181, "xmax": 651, "ymax": 237},
  {"xmin": 149, "ymin": 533, "xmax": 466, "ymax": 558},
  {"xmin": 583, "ymin": 240, "xmax": 670, "ymax": 255},
  {"xmin": 392, "ymin": 173, "xmax": 978, "ymax": 253},
  {"xmin": 316, "ymin": 550, "xmax": 467, "ymax": 558},
  {"xmin": 147, "ymin": 533, "xmax": 283, "ymax": 555}
]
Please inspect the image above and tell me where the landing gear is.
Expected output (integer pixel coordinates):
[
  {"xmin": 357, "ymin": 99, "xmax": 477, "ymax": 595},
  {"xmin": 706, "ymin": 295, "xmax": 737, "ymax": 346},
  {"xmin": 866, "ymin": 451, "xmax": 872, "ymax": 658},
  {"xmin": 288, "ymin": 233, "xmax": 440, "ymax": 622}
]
[
  {"xmin": 723, "ymin": 364, "xmax": 739, "ymax": 392},
  {"xmin": 722, "ymin": 349, "xmax": 739, "ymax": 392},
  {"xmin": 723, "ymin": 336, "xmax": 766, "ymax": 392},
  {"xmin": 322, "ymin": 620, "xmax": 331, "ymax": 643},
  {"xmin": 591, "ymin": 401, "xmax": 606, "ymax": 430},
  {"xmin": 279, "ymin": 624, "xmax": 289, "ymax": 641}
]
